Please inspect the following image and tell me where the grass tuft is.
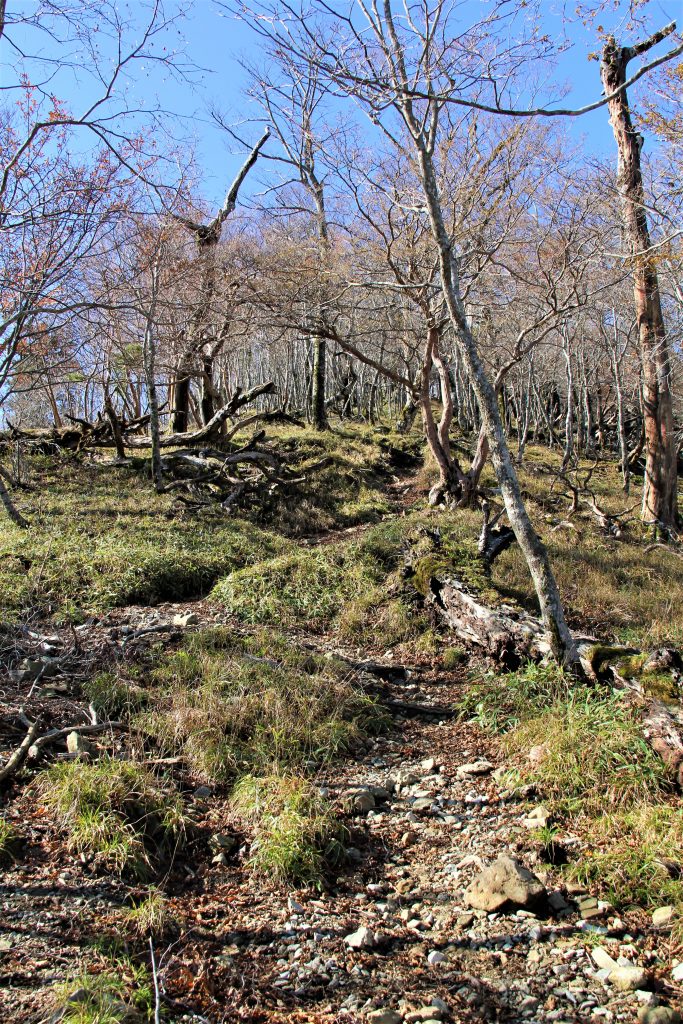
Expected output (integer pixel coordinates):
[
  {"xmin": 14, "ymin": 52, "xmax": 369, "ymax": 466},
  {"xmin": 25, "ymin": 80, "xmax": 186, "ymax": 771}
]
[
  {"xmin": 0, "ymin": 817, "xmax": 20, "ymax": 864},
  {"xmin": 37, "ymin": 758, "xmax": 185, "ymax": 878},
  {"xmin": 136, "ymin": 627, "xmax": 386, "ymax": 782},
  {"xmin": 232, "ymin": 774, "xmax": 347, "ymax": 885},
  {"xmin": 123, "ymin": 886, "xmax": 175, "ymax": 938}
]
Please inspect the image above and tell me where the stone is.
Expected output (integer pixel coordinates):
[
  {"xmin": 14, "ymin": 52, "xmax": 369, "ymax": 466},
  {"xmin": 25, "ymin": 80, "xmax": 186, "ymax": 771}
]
[
  {"xmin": 578, "ymin": 896, "xmax": 604, "ymax": 920},
  {"xmin": 523, "ymin": 804, "xmax": 552, "ymax": 828},
  {"xmin": 66, "ymin": 732, "xmax": 96, "ymax": 756},
  {"xmin": 426, "ymin": 950, "xmax": 445, "ymax": 965},
  {"xmin": 366, "ymin": 1011, "xmax": 402, "ymax": 1024},
  {"xmin": 528, "ymin": 744, "xmax": 549, "ymax": 766},
  {"xmin": 465, "ymin": 855, "xmax": 546, "ymax": 912},
  {"xmin": 672, "ymin": 963, "xmax": 683, "ymax": 983},
  {"xmin": 288, "ymin": 897, "xmax": 305, "ymax": 914},
  {"xmin": 350, "ymin": 790, "xmax": 376, "ymax": 813},
  {"xmin": 421, "ymin": 758, "xmax": 436, "ymax": 773},
  {"xmin": 457, "ymin": 760, "xmax": 493, "ymax": 777},
  {"xmin": 173, "ymin": 612, "xmax": 199, "ymax": 627},
  {"xmin": 405, "ymin": 1007, "xmax": 445, "ymax": 1023},
  {"xmin": 344, "ymin": 926, "xmax": 376, "ymax": 949},
  {"xmin": 193, "ymin": 785, "xmax": 212, "ymax": 801},
  {"xmin": 609, "ymin": 965, "xmax": 650, "ymax": 991},
  {"xmin": 210, "ymin": 833, "xmax": 237, "ymax": 854},
  {"xmin": 652, "ymin": 906, "xmax": 675, "ymax": 928},
  {"xmin": 638, "ymin": 1009, "xmax": 681, "ymax": 1024},
  {"xmin": 592, "ymin": 947, "xmax": 618, "ymax": 971},
  {"xmin": 547, "ymin": 891, "xmax": 570, "ymax": 913}
]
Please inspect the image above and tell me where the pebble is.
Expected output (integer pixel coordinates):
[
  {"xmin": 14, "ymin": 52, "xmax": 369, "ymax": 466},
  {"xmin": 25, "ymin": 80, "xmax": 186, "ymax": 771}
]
[
  {"xmin": 652, "ymin": 906, "xmax": 675, "ymax": 928},
  {"xmin": 426, "ymin": 950, "xmax": 445, "ymax": 965},
  {"xmin": 367, "ymin": 1011, "xmax": 402, "ymax": 1024},
  {"xmin": 344, "ymin": 926, "xmax": 376, "ymax": 949},
  {"xmin": 608, "ymin": 965, "xmax": 650, "ymax": 991},
  {"xmin": 671, "ymin": 962, "xmax": 683, "ymax": 983}
]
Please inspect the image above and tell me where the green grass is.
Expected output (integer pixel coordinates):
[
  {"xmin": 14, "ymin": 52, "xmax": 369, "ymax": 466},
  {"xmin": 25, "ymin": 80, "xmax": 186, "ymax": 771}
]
[
  {"xmin": 459, "ymin": 660, "xmax": 677, "ymax": 910},
  {"xmin": 52, "ymin": 958, "xmax": 154, "ymax": 1024},
  {"xmin": 135, "ymin": 626, "xmax": 386, "ymax": 782},
  {"xmin": 37, "ymin": 758, "xmax": 186, "ymax": 878},
  {"xmin": 570, "ymin": 804, "xmax": 683, "ymax": 912},
  {"xmin": 0, "ymin": 817, "xmax": 20, "ymax": 863},
  {"xmin": 504, "ymin": 689, "xmax": 671, "ymax": 813},
  {"xmin": 0, "ymin": 455, "xmax": 287, "ymax": 623},
  {"xmin": 123, "ymin": 886, "xmax": 175, "ymax": 938},
  {"xmin": 0, "ymin": 422, "xmax": 418, "ymax": 624},
  {"xmin": 232, "ymin": 773, "xmax": 347, "ymax": 885},
  {"xmin": 457, "ymin": 662, "xmax": 574, "ymax": 734}
]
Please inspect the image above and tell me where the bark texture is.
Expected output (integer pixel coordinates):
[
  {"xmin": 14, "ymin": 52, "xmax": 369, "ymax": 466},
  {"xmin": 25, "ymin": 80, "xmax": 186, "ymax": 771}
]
[{"xmin": 601, "ymin": 29, "xmax": 679, "ymax": 535}]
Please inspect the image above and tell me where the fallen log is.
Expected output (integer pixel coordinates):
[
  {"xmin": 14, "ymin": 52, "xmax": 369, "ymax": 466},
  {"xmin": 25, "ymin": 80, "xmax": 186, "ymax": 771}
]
[{"xmin": 407, "ymin": 528, "xmax": 683, "ymax": 783}]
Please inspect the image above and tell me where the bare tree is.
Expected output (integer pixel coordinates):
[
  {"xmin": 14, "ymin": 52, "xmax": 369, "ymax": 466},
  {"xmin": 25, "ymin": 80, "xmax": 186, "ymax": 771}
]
[{"xmin": 601, "ymin": 23, "xmax": 680, "ymax": 536}]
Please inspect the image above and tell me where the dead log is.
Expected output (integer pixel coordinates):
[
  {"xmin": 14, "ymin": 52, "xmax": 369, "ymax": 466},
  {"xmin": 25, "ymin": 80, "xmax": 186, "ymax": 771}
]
[
  {"xmin": 0, "ymin": 716, "xmax": 41, "ymax": 782},
  {"xmin": 407, "ymin": 529, "xmax": 683, "ymax": 780},
  {"xmin": 642, "ymin": 700, "xmax": 683, "ymax": 787}
]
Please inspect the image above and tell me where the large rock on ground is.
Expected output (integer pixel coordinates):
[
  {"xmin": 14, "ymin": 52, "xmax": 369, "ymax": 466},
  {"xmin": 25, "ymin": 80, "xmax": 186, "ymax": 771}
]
[{"xmin": 465, "ymin": 855, "xmax": 546, "ymax": 912}]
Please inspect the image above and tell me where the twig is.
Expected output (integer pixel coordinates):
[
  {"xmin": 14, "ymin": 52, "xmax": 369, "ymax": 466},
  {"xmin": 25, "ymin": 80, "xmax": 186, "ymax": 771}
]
[
  {"xmin": 27, "ymin": 720, "xmax": 123, "ymax": 757},
  {"xmin": 0, "ymin": 716, "xmax": 42, "ymax": 782},
  {"xmin": 149, "ymin": 937, "xmax": 161, "ymax": 1024}
]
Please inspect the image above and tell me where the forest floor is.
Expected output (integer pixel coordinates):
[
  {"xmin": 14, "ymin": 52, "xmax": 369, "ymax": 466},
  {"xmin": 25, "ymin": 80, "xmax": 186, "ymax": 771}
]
[{"xmin": 1, "ymin": 423, "xmax": 682, "ymax": 1024}]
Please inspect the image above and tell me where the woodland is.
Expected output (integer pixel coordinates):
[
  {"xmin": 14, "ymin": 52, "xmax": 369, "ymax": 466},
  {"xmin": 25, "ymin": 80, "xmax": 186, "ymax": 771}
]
[{"xmin": 0, "ymin": 1, "xmax": 683, "ymax": 1022}]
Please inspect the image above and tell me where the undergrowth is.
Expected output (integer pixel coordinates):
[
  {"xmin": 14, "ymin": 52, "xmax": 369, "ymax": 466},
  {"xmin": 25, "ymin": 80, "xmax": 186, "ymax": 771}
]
[
  {"xmin": 135, "ymin": 626, "xmax": 387, "ymax": 781},
  {"xmin": 458, "ymin": 661, "xmax": 678, "ymax": 911},
  {"xmin": 232, "ymin": 773, "xmax": 347, "ymax": 884},
  {"xmin": 52, "ymin": 956, "xmax": 155, "ymax": 1024},
  {"xmin": 37, "ymin": 758, "xmax": 186, "ymax": 878}
]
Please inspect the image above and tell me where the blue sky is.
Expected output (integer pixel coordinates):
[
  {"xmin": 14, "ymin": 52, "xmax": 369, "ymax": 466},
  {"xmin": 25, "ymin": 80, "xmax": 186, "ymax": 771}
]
[{"xmin": 2, "ymin": 0, "xmax": 680, "ymax": 205}]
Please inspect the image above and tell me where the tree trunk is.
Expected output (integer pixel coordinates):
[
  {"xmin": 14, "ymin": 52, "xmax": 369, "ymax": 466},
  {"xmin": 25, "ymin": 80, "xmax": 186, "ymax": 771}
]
[
  {"xmin": 414, "ymin": 139, "xmax": 580, "ymax": 668},
  {"xmin": 171, "ymin": 353, "xmax": 192, "ymax": 434},
  {"xmin": 601, "ymin": 30, "xmax": 679, "ymax": 536},
  {"xmin": 311, "ymin": 335, "xmax": 328, "ymax": 430}
]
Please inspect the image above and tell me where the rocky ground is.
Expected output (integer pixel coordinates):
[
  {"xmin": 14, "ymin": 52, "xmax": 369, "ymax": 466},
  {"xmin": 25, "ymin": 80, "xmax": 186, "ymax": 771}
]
[{"xmin": 1, "ymin": 597, "xmax": 682, "ymax": 1024}]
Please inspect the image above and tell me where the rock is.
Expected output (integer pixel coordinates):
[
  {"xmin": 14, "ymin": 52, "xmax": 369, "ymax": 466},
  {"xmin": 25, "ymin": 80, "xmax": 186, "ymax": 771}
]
[
  {"xmin": 528, "ymin": 744, "xmax": 549, "ymax": 766},
  {"xmin": 288, "ymin": 897, "xmax": 305, "ymax": 914},
  {"xmin": 210, "ymin": 833, "xmax": 237, "ymax": 853},
  {"xmin": 592, "ymin": 948, "xmax": 618, "ymax": 971},
  {"xmin": 193, "ymin": 785, "xmax": 212, "ymax": 800},
  {"xmin": 344, "ymin": 926, "xmax": 376, "ymax": 949},
  {"xmin": 638, "ymin": 1009, "xmax": 681, "ymax": 1024},
  {"xmin": 523, "ymin": 804, "xmax": 552, "ymax": 828},
  {"xmin": 173, "ymin": 612, "xmax": 199, "ymax": 627},
  {"xmin": 547, "ymin": 890, "xmax": 570, "ymax": 913},
  {"xmin": 457, "ymin": 760, "xmax": 493, "ymax": 777},
  {"xmin": 350, "ymin": 790, "xmax": 376, "ymax": 813},
  {"xmin": 465, "ymin": 855, "xmax": 546, "ymax": 912},
  {"xmin": 66, "ymin": 732, "xmax": 97, "ymax": 756},
  {"xmin": 672, "ymin": 962, "xmax": 683, "ymax": 983},
  {"xmin": 405, "ymin": 1007, "xmax": 445, "ymax": 1023},
  {"xmin": 609, "ymin": 965, "xmax": 650, "ymax": 991},
  {"xmin": 577, "ymin": 896, "xmax": 604, "ymax": 919},
  {"xmin": 652, "ymin": 906, "xmax": 675, "ymax": 928},
  {"xmin": 426, "ymin": 950, "xmax": 445, "ymax": 965},
  {"xmin": 367, "ymin": 1011, "xmax": 402, "ymax": 1024},
  {"xmin": 421, "ymin": 758, "xmax": 436, "ymax": 773}
]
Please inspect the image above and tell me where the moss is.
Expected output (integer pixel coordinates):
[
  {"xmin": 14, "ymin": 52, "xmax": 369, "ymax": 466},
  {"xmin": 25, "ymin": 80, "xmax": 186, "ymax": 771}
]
[{"xmin": 584, "ymin": 645, "xmax": 640, "ymax": 675}]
